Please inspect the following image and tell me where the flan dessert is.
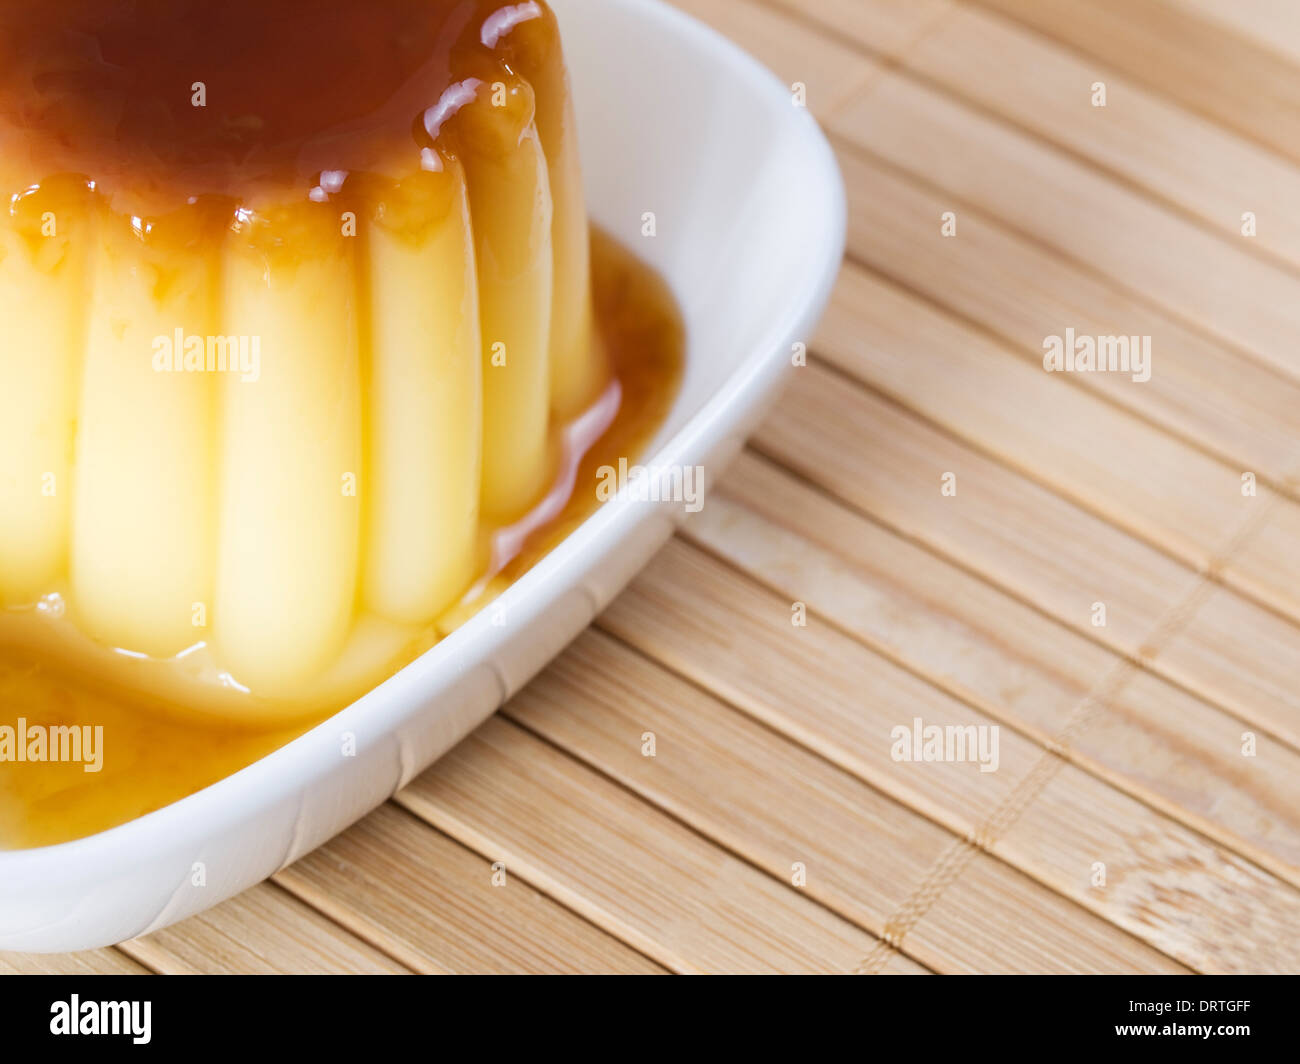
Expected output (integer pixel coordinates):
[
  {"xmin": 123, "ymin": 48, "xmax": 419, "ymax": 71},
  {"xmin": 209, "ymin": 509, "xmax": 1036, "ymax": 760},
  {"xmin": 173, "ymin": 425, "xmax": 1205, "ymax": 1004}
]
[{"xmin": 0, "ymin": 0, "xmax": 682, "ymax": 732}]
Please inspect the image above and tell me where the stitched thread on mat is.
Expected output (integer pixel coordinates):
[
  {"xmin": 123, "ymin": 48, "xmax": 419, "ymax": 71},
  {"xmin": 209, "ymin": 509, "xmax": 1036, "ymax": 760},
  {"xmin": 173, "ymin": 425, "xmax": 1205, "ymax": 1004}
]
[{"xmin": 855, "ymin": 494, "xmax": 1281, "ymax": 974}]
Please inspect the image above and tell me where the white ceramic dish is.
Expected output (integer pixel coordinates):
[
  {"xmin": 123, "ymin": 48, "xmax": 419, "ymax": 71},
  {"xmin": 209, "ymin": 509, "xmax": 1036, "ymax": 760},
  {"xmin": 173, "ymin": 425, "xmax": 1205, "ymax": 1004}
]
[{"xmin": 0, "ymin": 0, "xmax": 845, "ymax": 952}]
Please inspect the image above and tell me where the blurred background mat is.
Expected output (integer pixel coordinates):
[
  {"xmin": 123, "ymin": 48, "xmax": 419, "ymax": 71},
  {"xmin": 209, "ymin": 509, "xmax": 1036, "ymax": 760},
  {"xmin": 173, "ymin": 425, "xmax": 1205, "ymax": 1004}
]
[{"xmin": 6, "ymin": 0, "xmax": 1300, "ymax": 973}]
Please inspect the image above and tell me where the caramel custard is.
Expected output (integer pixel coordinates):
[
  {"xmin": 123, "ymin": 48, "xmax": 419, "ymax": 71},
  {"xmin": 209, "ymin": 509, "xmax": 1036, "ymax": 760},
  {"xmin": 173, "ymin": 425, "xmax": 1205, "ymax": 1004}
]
[{"xmin": 0, "ymin": 1, "xmax": 684, "ymax": 846}]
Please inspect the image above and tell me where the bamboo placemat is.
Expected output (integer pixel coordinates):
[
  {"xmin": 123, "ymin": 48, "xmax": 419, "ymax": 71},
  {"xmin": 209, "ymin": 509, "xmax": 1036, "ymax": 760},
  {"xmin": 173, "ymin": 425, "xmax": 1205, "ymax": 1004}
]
[{"xmin": 6, "ymin": 0, "xmax": 1300, "ymax": 974}]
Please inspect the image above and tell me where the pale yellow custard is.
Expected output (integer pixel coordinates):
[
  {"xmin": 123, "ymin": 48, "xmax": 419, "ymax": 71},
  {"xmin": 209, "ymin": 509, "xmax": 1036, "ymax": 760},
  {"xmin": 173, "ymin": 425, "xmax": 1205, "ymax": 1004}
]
[{"xmin": 0, "ymin": 0, "xmax": 685, "ymax": 844}]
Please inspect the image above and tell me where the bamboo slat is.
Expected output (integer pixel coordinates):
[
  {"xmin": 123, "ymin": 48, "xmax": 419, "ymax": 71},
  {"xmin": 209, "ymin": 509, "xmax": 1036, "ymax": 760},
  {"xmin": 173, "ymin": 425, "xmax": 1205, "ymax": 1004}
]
[
  {"xmin": 900, "ymin": 5, "xmax": 1300, "ymax": 274},
  {"xmin": 829, "ymin": 145, "xmax": 1300, "ymax": 490},
  {"xmin": 832, "ymin": 69, "xmax": 1300, "ymax": 398},
  {"xmin": 755, "ymin": 363, "xmax": 1300, "ymax": 759},
  {"xmin": 690, "ymin": 0, "xmax": 1300, "ymax": 492},
  {"xmin": 675, "ymin": 0, "xmax": 873, "ymax": 113},
  {"xmin": 1177, "ymin": 0, "xmax": 1300, "ymax": 65},
  {"xmin": 688, "ymin": 450, "xmax": 1300, "ymax": 885},
  {"xmin": 970, "ymin": 0, "xmax": 1300, "ymax": 166},
  {"xmin": 598, "ymin": 540, "xmax": 1300, "ymax": 972},
  {"xmin": 762, "ymin": 0, "xmax": 957, "ymax": 57},
  {"xmin": 398, "ymin": 718, "xmax": 927, "ymax": 974},
  {"xmin": 828, "ymin": 85, "xmax": 1300, "ymax": 633},
  {"xmin": 809, "ymin": 260, "xmax": 1300, "ymax": 645},
  {"xmin": 276, "ymin": 803, "xmax": 663, "ymax": 974},
  {"xmin": 118, "ymin": 883, "xmax": 408, "ymax": 975},
  {"xmin": 825, "ymin": 267, "xmax": 1261, "ymax": 563},
  {"xmin": 507, "ymin": 629, "xmax": 1185, "ymax": 973},
  {"xmin": 0, "ymin": 949, "xmax": 147, "ymax": 975}
]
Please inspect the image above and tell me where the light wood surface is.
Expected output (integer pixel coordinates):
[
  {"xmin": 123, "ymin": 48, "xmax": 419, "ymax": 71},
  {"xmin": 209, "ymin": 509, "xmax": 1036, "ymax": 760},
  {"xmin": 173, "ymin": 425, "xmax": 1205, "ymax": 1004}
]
[{"xmin": 5, "ymin": 0, "xmax": 1299, "ymax": 974}]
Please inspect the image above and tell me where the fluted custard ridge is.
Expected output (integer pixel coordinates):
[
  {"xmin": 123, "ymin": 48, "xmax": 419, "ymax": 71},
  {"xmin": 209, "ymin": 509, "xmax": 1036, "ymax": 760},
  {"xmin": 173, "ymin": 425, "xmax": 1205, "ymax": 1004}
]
[{"xmin": 0, "ymin": 1, "xmax": 609, "ymax": 705}]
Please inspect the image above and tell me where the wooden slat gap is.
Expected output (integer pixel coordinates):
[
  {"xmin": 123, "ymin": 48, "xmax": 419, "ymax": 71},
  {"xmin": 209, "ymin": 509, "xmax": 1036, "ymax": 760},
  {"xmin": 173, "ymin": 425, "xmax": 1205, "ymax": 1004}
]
[
  {"xmin": 749, "ymin": 0, "xmax": 1300, "ymax": 283},
  {"xmin": 827, "ymin": 127, "xmax": 1300, "ymax": 397},
  {"xmin": 268, "ymin": 803, "xmax": 465, "ymax": 975},
  {"xmin": 571, "ymin": 620, "xmax": 1185, "ymax": 972},
  {"xmin": 740, "ymin": 434, "xmax": 1300, "ymax": 768},
  {"xmin": 800, "ymin": 338, "xmax": 1300, "ymax": 640},
  {"xmin": 392, "ymin": 724, "xmax": 903, "ymax": 974},
  {"xmin": 745, "ymin": 0, "xmax": 1300, "ymax": 283},
  {"xmin": 748, "ymin": 0, "xmax": 959, "ymax": 73},
  {"xmin": 666, "ymin": 509, "xmax": 1300, "ymax": 889},
  {"xmin": 836, "ymin": 253, "xmax": 1300, "ymax": 500},
  {"xmin": 861, "ymin": 8, "xmax": 1300, "ymax": 282},
  {"xmin": 675, "ymin": 501, "xmax": 1300, "ymax": 885},
  {"xmin": 962, "ymin": 0, "xmax": 1300, "ymax": 170},
  {"xmin": 118, "ymin": 879, "xmax": 416, "ymax": 975},
  {"xmin": 111, "ymin": 945, "xmax": 158, "ymax": 973},
  {"xmin": 600, "ymin": 538, "xmax": 1213, "ymax": 972},
  {"xmin": 848, "ymin": 485, "xmax": 1290, "ymax": 973},
  {"xmin": 493, "ymin": 701, "xmax": 933, "ymax": 972},
  {"xmin": 388, "ymin": 791, "xmax": 673, "ymax": 972}
]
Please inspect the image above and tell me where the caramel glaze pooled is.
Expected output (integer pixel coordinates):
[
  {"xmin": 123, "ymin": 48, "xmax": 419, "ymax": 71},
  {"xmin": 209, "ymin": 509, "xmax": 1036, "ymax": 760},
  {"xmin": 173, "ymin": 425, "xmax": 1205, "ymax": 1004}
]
[{"xmin": 0, "ymin": 0, "xmax": 686, "ymax": 845}]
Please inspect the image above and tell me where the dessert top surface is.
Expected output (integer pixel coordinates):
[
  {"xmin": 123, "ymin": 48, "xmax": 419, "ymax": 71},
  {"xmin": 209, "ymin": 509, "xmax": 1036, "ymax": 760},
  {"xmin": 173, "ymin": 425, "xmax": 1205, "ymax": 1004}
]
[{"xmin": 0, "ymin": 0, "xmax": 551, "ymax": 213}]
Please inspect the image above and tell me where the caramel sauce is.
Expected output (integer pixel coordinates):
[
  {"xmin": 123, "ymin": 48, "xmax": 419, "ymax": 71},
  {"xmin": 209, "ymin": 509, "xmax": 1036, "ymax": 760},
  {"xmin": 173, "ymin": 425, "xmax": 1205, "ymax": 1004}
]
[
  {"xmin": 0, "ymin": 229, "xmax": 685, "ymax": 849},
  {"xmin": 0, "ymin": 0, "xmax": 551, "ymax": 213}
]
